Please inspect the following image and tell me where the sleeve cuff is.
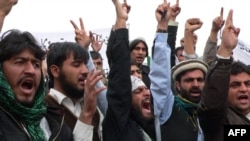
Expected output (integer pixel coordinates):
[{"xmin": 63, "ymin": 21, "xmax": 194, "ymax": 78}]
[
  {"xmin": 216, "ymin": 54, "xmax": 230, "ymax": 59},
  {"xmin": 73, "ymin": 120, "xmax": 94, "ymax": 141},
  {"xmin": 168, "ymin": 20, "xmax": 179, "ymax": 26}
]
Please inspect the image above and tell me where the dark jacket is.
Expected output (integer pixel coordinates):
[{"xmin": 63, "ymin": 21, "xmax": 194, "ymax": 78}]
[
  {"xmin": 198, "ymin": 58, "xmax": 250, "ymax": 141},
  {"xmin": 102, "ymin": 28, "xmax": 150, "ymax": 141},
  {"xmin": 167, "ymin": 25, "xmax": 178, "ymax": 68},
  {"xmin": 141, "ymin": 64, "xmax": 151, "ymax": 89},
  {"xmin": 161, "ymin": 104, "xmax": 198, "ymax": 141},
  {"xmin": 0, "ymin": 105, "xmax": 73, "ymax": 141}
]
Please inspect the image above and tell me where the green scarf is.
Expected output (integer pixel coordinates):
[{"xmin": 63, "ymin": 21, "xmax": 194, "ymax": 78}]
[
  {"xmin": 0, "ymin": 68, "xmax": 47, "ymax": 141},
  {"xmin": 174, "ymin": 95, "xmax": 199, "ymax": 130}
]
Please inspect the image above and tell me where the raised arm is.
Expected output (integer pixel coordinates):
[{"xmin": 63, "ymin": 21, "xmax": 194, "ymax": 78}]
[
  {"xmin": 0, "ymin": 0, "xmax": 17, "ymax": 32},
  {"xmin": 150, "ymin": 0, "xmax": 174, "ymax": 125},
  {"xmin": 198, "ymin": 9, "xmax": 240, "ymax": 141},
  {"xmin": 70, "ymin": 18, "xmax": 108, "ymax": 115},
  {"xmin": 103, "ymin": 0, "xmax": 131, "ymax": 140},
  {"xmin": 203, "ymin": 7, "xmax": 225, "ymax": 65},
  {"xmin": 167, "ymin": 0, "xmax": 181, "ymax": 67},
  {"xmin": 183, "ymin": 18, "xmax": 203, "ymax": 56}
]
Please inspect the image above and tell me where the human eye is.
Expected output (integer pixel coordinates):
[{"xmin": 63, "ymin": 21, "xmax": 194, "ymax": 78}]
[
  {"xmin": 230, "ymin": 82, "xmax": 241, "ymax": 88},
  {"xmin": 245, "ymin": 81, "xmax": 250, "ymax": 87},
  {"xmin": 197, "ymin": 78, "xmax": 204, "ymax": 82},
  {"xmin": 33, "ymin": 61, "xmax": 41, "ymax": 68}
]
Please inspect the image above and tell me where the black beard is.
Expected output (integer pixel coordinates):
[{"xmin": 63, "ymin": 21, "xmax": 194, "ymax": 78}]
[
  {"xmin": 59, "ymin": 72, "xmax": 84, "ymax": 100},
  {"xmin": 179, "ymin": 86, "xmax": 201, "ymax": 103},
  {"xmin": 130, "ymin": 104, "xmax": 155, "ymax": 139}
]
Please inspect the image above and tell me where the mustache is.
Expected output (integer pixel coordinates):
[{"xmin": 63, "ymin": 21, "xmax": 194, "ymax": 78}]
[
  {"xmin": 17, "ymin": 75, "xmax": 36, "ymax": 85},
  {"xmin": 189, "ymin": 87, "xmax": 202, "ymax": 93}
]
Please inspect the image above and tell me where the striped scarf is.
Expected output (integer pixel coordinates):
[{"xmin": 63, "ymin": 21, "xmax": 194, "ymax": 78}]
[
  {"xmin": 174, "ymin": 94, "xmax": 199, "ymax": 130},
  {"xmin": 0, "ymin": 68, "xmax": 47, "ymax": 141}
]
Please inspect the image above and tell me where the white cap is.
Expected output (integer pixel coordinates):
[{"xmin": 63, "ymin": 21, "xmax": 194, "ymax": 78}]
[{"xmin": 130, "ymin": 76, "xmax": 146, "ymax": 92}]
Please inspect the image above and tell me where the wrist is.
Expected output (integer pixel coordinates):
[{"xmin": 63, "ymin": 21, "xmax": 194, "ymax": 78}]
[{"xmin": 156, "ymin": 29, "xmax": 168, "ymax": 33}]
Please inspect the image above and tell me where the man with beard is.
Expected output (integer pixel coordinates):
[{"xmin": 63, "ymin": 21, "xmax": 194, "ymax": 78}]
[
  {"xmin": 0, "ymin": 29, "xmax": 75, "ymax": 140},
  {"xmin": 102, "ymin": 0, "xmax": 156, "ymax": 141},
  {"xmin": 149, "ymin": 5, "xmax": 208, "ymax": 140},
  {"xmin": 45, "ymin": 42, "xmax": 106, "ymax": 141}
]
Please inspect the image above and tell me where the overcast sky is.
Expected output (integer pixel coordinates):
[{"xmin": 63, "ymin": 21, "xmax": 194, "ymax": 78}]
[{"xmin": 2, "ymin": 0, "xmax": 250, "ymax": 57}]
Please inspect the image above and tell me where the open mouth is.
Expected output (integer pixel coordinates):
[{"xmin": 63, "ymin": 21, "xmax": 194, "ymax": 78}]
[
  {"xmin": 20, "ymin": 79, "xmax": 35, "ymax": 95},
  {"xmin": 142, "ymin": 99, "xmax": 151, "ymax": 112},
  {"xmin": 238, "ymin": 95, "xmax": 249, "ymax": 104},
  {"xmin": 21, "ymin": 80, "xmax": 33, "ymax": 90},
  {"xmin": 78, "ymin": 77, "xmax": 86, "ymax": 85},
  {"xmin": 136, "ymin": 57, "xmax": 144, "ymax": 61}
]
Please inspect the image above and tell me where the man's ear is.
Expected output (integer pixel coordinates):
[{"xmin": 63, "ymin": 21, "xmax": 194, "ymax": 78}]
[
  {"xmin": 49, "ymin": 65, "xmax": 60, "ymax": 78},
  {"xmin": 175, "ymin": 81, "xmax": 181, "ymax": 92}
]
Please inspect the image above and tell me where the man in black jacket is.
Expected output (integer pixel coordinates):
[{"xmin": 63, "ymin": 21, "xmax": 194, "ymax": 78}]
[{"xmin": 0, "ymin": 29, "xmax": 74, "ymax": 141}]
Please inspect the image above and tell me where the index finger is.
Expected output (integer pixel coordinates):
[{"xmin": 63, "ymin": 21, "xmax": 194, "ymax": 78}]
[
  {"xmin": 70, "ymin": 20, "xmax": 79, "ymax": 30},
  {"xmin": 225, "ymin": 9, "xmax": 233, "ymax": 25},
  {"xmin": 176, "ymin": 0, "xmax": 179, "ymax": 5},
  {"xmin": 124, "ymin": 0, "xmax": 127, "ymax": 4},
  {"xmin": 220, "ymin": 7, "xmax": 223, "ymax": 18}
]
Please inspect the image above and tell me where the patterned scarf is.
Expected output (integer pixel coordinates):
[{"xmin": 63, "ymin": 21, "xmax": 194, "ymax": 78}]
[
  {"xmin": 0, "ymin": 68, "xmax": 47, "ymax": 141},
  {"xmin": 174, "ymin": 94, "xmax": 199, "ymax": 130}
]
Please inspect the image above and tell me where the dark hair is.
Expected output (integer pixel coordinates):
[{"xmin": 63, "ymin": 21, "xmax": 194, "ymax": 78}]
[
  {"xmin": 46, "ymin": 42, "xmax": 89, "ymax": 88},
  {"xmin": 0, "ymin": 29, "xmax": 46, "ymax": 62},
  {"xmin": 175, "ymin": 46, "xmax": 184, "ymax": 56},
  {"xmin": 231, "ymin": 61, "xmax": 250, "ymax": 75},
  {"xmin": 129, "ymin": 38, "xmax": 148, "ymax": 56},
  {"xmin": 90, "ymin": 50, "xmax": 103, "ymax": 60}
]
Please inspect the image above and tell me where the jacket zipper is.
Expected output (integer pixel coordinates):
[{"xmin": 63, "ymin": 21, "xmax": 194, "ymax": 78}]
[
  {"xmin": 0, "ymin": 106, "xmax": 32, "ymax": 141},
  {"xmin": 51, "ymin": 114, "xmax": 65, "ymax": 141}
]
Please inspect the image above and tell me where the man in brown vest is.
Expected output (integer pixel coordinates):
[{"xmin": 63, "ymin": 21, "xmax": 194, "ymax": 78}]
[{"xmin": 45, "ymin": 42, "xmax": 105, "ymax": 141}]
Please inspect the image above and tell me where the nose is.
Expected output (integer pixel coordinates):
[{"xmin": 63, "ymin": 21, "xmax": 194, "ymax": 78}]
[
  {"xmin": 24, "ymin": 62, "xmax": 36, "ymax": 74},
  {"xmin": 143, "ymin": 88, "xmax": 150, "ymax": 97},
  {"xmin": 192, "ymin": 79, "xmax": 199, "ymax": 86},
  {"xmin": 80, "ymin": 64, "xmax": 89, "ymax": 74},
  {"xmin": 134, "ymin": 73, "xmax": 142, "ymax": 79},
  {"xmin": 239, "ymin": 83, "xmax": 247, "ymax": 92},
  {"xmin": 138, "ymin": 49, "xmax": 144, "ymax": 54}
]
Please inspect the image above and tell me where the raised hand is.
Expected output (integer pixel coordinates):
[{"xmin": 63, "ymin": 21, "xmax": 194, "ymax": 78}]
[
  {"xmin": 80, "ymin": 69, "xmax": 106, "ymax": 124},
  {"xmin": 156, "ymin": 0, "xmax": 170, "ymax": 30},
  {"xmin": 169, "ymin": 0, "xmax": 181, "ymax": 21},
  {"xmin": 185, "ymin": 18, "xmax": 203, "ymax": 33},
  {"xmin": 112, "ymin": 0, "xmax": 131, "ymax": 29},
  {"xmin": 218, "ymin": 9, "xmax": 240, "ymax": 57},
  {"xmin": 70, "ymin": 18, "xmax": 93, "ymax": 50},
  {"xmin": 91, "ymin": 35, "xmax": 104, "ymax": 52},
  {"xmin": 0, "ymin": 0, "xmax": 17, "ymax": 16},
  {"xmin": 0, "ymin": 0, "xmax": 18, "ymax": 32},
  {"xmin": 212, "ymin": 7, "xmax": 225, "ymax": 32}
]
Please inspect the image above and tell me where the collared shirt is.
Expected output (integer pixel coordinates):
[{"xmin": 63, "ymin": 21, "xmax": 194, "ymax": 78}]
[
  {"xmin": 150, "ymin": 33, "xmax": 204, "ymax": 141},
  {"xmin": 48, "ymin": 88, "xmax": 103, "ymax": 141},
  {"xmin": 246, "ymin": 112, "xmax": 250, "ymax": 120}
]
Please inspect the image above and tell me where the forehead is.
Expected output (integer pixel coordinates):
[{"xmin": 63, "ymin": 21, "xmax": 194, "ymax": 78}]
[
  {"xmin": 131, "ymin": 65, "xmax": 139, "ymax": 69},
  {"xmin": 230, "ymin": 72, "xmax": 250, "ymax": 83},
  {"xmin": 181, "ymin": 69, "xmax": 204, "ymax": 79},
  {"xmin": 10, "ymin": 49, "xmax": 37, "ymax": 59},
  {"xmin": 135, "ymin": 42, "xmax": 146, "ymax": 48},
  {"xmin": 93, "ymin": 58, "xmax": 102, "ymax": 61}
]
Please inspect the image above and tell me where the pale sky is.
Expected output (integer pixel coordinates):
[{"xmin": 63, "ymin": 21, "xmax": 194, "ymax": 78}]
[{"xmin": 2, "ymin": 0, "xmax": 250, "ymax": 57}]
